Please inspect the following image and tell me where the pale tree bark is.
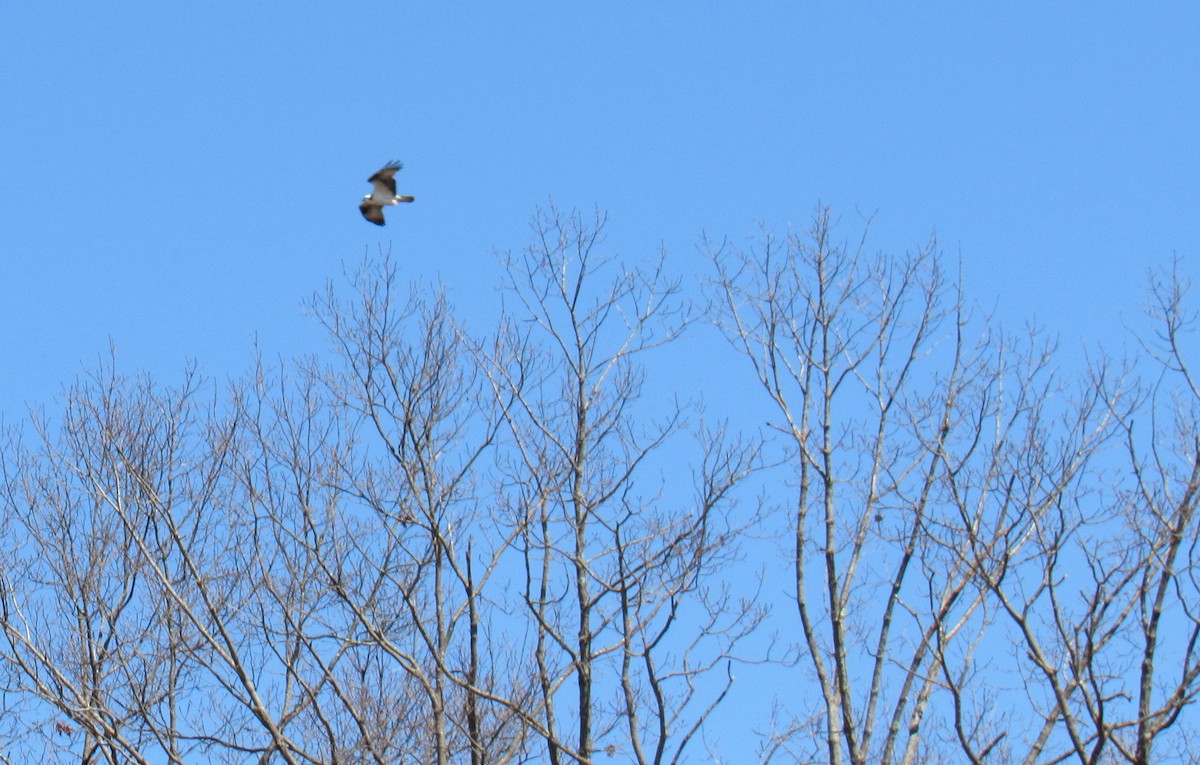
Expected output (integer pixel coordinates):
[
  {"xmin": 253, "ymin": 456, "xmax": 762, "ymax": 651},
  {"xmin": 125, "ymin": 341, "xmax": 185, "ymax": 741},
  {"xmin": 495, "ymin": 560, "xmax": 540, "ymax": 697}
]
[
  {"xmin": 16, "ymin": 204, "xmax": 1198, "ymax": 764},
  {"xmin": 709, "ymin": 209, "xmax": 1117, "ymax": 764},
  {"xmin": 477, "ymin": 207, "xmax": 762, "ymax": 764},
  {"xmin": 0, "ymin": 369, "xmax": 178, "ymax": 764},
  {"xmin": 0, "ymin": 265, "xmax": 534, "ymax": 763},
  {"xmin": 968, "ymin": 261, "xmax": 1200, "ymax": 765},
  {"xmin": 0, "ymin": 359, "xmax": 316, "ymax": 762},
  {"xmin": 242, "ymin": 253, "xmax": 533, "ymax": 764},
  {"xmin": 0, "ymin": 219, "xmax": 759, "ymax": 763}
]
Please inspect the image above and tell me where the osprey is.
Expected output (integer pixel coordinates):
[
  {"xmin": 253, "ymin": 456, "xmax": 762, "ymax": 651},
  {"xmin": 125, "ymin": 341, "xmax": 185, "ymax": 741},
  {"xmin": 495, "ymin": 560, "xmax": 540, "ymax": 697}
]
[{"xmin": 359, "ymin": 161, "xmax": 415, "ymax": 225}]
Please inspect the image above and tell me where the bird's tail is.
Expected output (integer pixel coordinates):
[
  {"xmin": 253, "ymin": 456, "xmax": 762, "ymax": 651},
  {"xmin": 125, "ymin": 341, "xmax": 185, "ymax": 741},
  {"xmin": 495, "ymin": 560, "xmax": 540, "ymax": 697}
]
[{"xmin": 397, "ymin": 195, "xmax": 415, "ymax": 203}]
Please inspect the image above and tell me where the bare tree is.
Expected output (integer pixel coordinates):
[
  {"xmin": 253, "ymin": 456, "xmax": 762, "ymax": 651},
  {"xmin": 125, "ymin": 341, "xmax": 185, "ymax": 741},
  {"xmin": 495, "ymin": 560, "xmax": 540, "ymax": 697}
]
[
  {"xmin": 6, "ymin": 204, "xmax": 1196, "ymax": 764},
  {"xmin": 0, "ymin": 219, "xmax": 759, "ymax": 763},
  {"xmin": 959, "ymin": 261, "xmax": 1200, "ymax": 765},
  {"xmin": 477, "ymin": 207, "xmax": 763, "ymax": 764},
  {"xmin": 0, "ymin": 358, "xmax": 311, "ymax": 763},
  {"xmin": 0, "ymin": 364, "xmax": 182, "ymax": 764},
  {"xmin": 708, "ymin": 209, "xmax": 1122, "ymax": 764},
  {"xmin": 281, "ymin": 255, "xmax": 532, "ymax": 764}
]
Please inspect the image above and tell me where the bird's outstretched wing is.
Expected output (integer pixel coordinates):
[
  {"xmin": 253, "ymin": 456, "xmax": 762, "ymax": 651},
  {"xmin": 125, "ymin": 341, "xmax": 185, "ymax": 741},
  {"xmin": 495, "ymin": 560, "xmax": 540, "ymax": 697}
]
[
  {"xmin": 359, "ymin": 202, "xmax": 386, "ymax": 226},
  {"xmin": 367, "ymin": 161, "xmax": 402, "ymax": 197}
]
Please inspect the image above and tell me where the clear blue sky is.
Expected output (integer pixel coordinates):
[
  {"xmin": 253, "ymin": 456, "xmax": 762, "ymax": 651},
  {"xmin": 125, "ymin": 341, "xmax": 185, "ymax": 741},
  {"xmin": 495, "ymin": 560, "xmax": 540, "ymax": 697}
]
[{"xmin": 2, "ymin": 4, "xmax": 1197, "ymax": 411}]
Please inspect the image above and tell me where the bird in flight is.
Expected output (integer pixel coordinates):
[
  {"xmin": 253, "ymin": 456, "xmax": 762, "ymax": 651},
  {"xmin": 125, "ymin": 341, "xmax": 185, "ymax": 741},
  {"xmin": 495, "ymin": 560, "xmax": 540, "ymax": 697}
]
[{"xmin": 359, "ymin": 161, "xmax": 414, "ymax": 225}]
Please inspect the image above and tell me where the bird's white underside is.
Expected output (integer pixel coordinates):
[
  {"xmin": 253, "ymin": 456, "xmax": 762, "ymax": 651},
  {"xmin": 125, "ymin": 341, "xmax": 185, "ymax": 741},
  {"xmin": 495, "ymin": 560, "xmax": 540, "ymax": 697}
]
[
  {"xmin": 364, "ymin": 192, "xmax": 399, "ymax": 206},
  {"xmin": 362, "ymin": 194, "xmax": 414, "ymax": 206}
]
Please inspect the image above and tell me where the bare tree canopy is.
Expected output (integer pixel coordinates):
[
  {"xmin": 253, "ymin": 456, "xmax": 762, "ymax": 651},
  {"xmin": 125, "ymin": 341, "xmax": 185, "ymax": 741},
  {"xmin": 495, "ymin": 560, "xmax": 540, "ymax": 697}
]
[{"xmin": 0, "ymin": 207, "xmax": 1196, "ymax": 764}]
